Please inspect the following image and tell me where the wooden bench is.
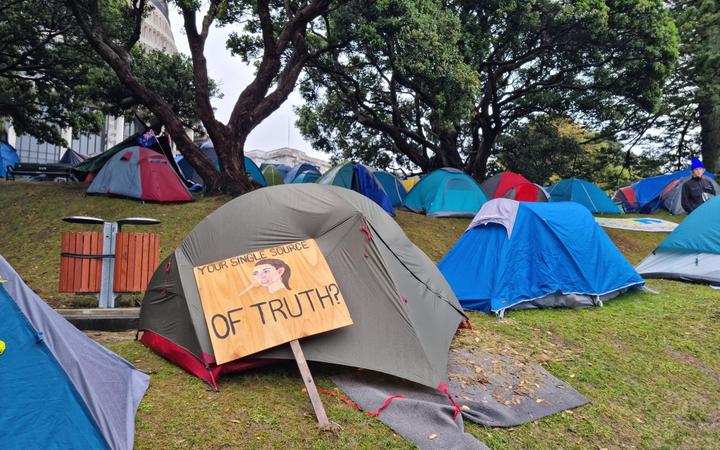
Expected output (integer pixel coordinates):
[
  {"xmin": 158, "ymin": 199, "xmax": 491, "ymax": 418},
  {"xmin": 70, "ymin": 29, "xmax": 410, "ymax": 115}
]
[{"xmin": 6, "ymin": 162, "xmax": 77, "ymax": 182}]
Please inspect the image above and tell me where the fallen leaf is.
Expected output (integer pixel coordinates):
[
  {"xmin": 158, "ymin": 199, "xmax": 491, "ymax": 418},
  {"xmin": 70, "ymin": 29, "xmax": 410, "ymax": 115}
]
[
  {"xmin": 428, "ymin": 434, "xmax": 438, "ymax": 440},
  {"xmin": 229, "ymin": 419, "xmax": 241, "ymax": 424},
  {"xmin": 461, "ymin": 405, "xmax": 471, "ymax": 411},
  {"xmin": 536, "ymin": 398, "xmax": 544, "ymax": 403},
  {"xmin": 569, "ymin": 374, "xmax": 575, "ymax": 378}
]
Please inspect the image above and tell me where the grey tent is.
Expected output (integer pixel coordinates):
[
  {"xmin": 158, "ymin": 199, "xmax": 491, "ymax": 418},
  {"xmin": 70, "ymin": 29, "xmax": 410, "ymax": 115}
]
[
  {"xmin": 140, "ymin": 184, "xmax": 465, "ymax": 389},
  {"xmin": 661, "ymin": 176, "xmax": 720, "ymax": 215}
]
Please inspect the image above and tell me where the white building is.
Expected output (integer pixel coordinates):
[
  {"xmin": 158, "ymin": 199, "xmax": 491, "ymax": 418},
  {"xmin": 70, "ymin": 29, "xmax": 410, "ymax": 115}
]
[
  {"xmin": 5, "ymin": 0, "xmax": 178, "ymax": 163},
  {"xmin": 246, "ymin": 147, "xmax": 331, "ymax": 172}
]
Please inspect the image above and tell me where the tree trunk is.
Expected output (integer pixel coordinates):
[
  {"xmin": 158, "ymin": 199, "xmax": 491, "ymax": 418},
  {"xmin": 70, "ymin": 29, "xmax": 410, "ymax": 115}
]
[
  {"xmin": 210, "ymin": 132, "xmax": 255, "ymax": 196},
  {"xmin": 699, "ymin": 94, "xmax": 720, "ymax": 174}
]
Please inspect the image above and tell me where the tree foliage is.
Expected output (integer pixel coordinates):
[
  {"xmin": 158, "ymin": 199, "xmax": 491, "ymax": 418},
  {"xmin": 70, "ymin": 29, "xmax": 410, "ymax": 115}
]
[
  {"xmin": 66, "ymin": 0, "xmax": 348, "ymax": 195},
  {"xmin": 297, "ymin": 0, "xmax": 679, "ymax": 179}
]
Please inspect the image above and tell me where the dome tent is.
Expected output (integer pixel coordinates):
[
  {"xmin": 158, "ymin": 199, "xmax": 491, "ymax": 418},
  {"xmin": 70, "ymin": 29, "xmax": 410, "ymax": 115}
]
[
  {"xmin": 139, "ymin": 184, "xmax": 465, "ymax": 389},
  {"xmin": 480, "ymin": 171, "xmax": 547, "ymax": 202},
  {"xmin": 612, "ymin": 185, "xmax": 638, "ymax": 212},
  {"xmin": 284, "ymin": 162, "xmax": 321, "ymax": 183},
  {"xmin": 317, "ymin": 162, "xmax": 395, "ymax": 215},
  {"xmin": 438, "ymin": 199, "xmax": 644, "ymax": 314},
  {"xmin": 87, "ymin": 146, "xmax": 193, "ymax": 202},
  {"xmin": 373, "ymin": 170, "xmax": 408, "ymax": 207},
  {"xmin": 0, "ymin": 140, "xmax": 20, "ymax": 177},
  {"xmin": 636, "ymin": 196, "xmax": 720, "ymax": 284},
  {"xmin": 547, "ymin": 178, "xmax": 621, "ymax": 214},
  {"xmin": 401, "ymin": 168, "xmax": 487, "ymax": 217},
  {"xmin": 261, "ymin": 164, "xmax": 284, "ymax": 185}
]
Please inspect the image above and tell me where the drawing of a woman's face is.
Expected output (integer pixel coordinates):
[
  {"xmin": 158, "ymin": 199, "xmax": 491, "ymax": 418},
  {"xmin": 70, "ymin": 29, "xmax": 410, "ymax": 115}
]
[{"xmin": 252, "ymin": 264, "xmax": 285, "ymax": 287}]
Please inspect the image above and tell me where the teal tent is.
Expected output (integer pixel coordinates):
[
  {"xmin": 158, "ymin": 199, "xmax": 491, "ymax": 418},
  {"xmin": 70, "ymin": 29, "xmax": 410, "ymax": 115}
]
[
  {"xmin": 547, "ymin": 178, "xmax": 621, "ymax": 214},
  {"xmin": 291, "ymin": 171, "xmax": 321, "ymax": 183},
  {"xmin": 374, "ymin": 170, "xmax": 408, "ymax": 207},
  {"xmin": 401, "ymin": 168, "xmax": 486, "ymax": 217},
  {"xmin": 636, "ymin": 196, "xmax": 720, "ymax": 283},
  {"xmin": 317, "ymin": 162, "xmax": 394, "ymax": 215}
]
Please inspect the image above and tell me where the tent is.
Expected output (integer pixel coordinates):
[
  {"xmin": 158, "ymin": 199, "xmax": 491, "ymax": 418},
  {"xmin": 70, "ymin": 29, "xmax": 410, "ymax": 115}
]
[
  {"xmin": 317, "ymin": 162, "xmax": 395, "ymax": 215},
  {"xmin": 261, "ymin": 164, "xmax": 284, "ymax": 185},
  {"xmin": 283, "ymin": 162, "xmax": 321, "ymax": 184},
  {"xmin": 660, "ymin": 176, "xmax": 720, "ymax": 215},
  {"xmin": 480, "ymin": 171, "xmax": 547, "ymax": 202},
  {"xmin": 612, "ymin": 185, "xmax": 638, "ymax": 213},
  {"xmin": 401, "ymin": 168, "xmax": 487, "ymax": 218},
  {"xmin": 0, "ymin": 141, "xmax": 20, "ymax": 177},
  {"xmin": 0, "ymin": 255, "xmax": 148, "ymax": 449},
  {"xmin": 636, "ymin": 196, "xmax": 720, "ymax": 283},
  {"xmin": 58, "ymin": 148, "xmax": 87, "ymax": 167},
  {"xmin": 291, "ymin": 171, "xmax": 321, "ymax": 184},
  {"xmin": 438, "ymin": 199, "xmax": 644, "ymax": 314},
  {"xmin": 373, "ymin": 170, "xmax": 408, "ymax": 207},
  {"xmin": 176, "ymin": 141, "xmax": 266, "ymax": 187},
  {"xmin": 139, "ymin": 184, "xmax": 465, "ymax": 389},
  {"xmin": 630, "ymin": 169, "xmax": 714, "ymax": 213},
  {"xmin": 88, "ymin": 146, "xmax": 193, "ymax": 202},
  {"xmin": 547, "ymin": 178, "xmax": 622, "ymax": 214}
]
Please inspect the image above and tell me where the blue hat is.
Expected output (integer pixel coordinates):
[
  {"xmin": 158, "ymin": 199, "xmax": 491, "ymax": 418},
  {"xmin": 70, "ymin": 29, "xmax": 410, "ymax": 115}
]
[{"xmin": 691, "ymin": 158, "xmax": 704, "ymax": 170}]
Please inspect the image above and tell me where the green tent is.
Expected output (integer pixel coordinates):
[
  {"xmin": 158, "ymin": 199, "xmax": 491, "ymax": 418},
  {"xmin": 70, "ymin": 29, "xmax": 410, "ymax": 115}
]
[{"xmin": 261, "ymin": 165, "xmax": 284, "ymax": 185}]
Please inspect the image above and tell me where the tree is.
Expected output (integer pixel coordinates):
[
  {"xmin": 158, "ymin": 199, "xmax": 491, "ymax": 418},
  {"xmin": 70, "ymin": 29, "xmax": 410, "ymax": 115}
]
[
  {"xmin": 495, "ymin": 116, "xmax": 662, "ymax": 190},
  {"xmin": 297, "ymin": 0, "xmax": 678, "ymax": 179},
  {"xmin": 1, "ymin": 0, "xmax": 210, "ymax": 147},
  {"xmin": 66, "ymin": 0, "xmax": 347, "ymax": 195}
]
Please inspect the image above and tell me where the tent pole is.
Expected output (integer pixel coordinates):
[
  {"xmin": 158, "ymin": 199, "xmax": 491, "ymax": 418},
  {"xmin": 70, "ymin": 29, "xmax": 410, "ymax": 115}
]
[{"xmin": 289, "ymin": 339, "xmax": 334, "ymax": 429}]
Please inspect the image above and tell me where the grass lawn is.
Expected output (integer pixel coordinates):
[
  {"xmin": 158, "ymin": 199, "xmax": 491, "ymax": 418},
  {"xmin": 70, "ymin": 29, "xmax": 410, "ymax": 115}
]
[{"xmin": 2, "ymin": 180, "xmax": 718, "ymax": 449}]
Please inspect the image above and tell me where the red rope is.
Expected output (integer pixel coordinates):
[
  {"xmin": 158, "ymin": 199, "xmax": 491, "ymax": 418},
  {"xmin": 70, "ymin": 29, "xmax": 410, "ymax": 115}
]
[
  {"xmin": 303, "ymin": 388, "xmax": 404, "ymax": 417},
  {"xmin": 437, "ymin": 381, "xmax": 461, "ymax": 419}
]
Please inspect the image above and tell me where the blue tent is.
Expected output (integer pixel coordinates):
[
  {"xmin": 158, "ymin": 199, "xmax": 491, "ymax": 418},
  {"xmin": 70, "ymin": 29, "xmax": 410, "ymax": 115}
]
[
  {"xmin": 291, "ymin": 171, "xmax": 321, "ymax": 184},
  {"xmin": 401, "ymin": 168, "xmax": 487, "ymax": 217},
  {"xmin": 632, "ymin": 169, "xmax": 717, "ymax": 213},
  {"xmin": 0, "ymin": 255, "xmax": 149, "ymax": 449},
  {"xmin": 317, "ymin": 162, "xmax": 394, "ymax": 215},
  {"xmin": 637, "ymin": 196, "xmax": 720, "ymax": 283},
  {"xmin": 438, "ymin": 199, "xmax": 644, "ymax": 314},
  {"xmin": 0, "ymin": 141, "xmax": 20, "ymax": 177},
  {"xmin": 284, "ymin": 162, "xmax": 321, "ymax": 184},
  {"xmin": 547, "ymin": 178, "xmax": 621, "ymax": 214},
  {"xmin": 176, "ymin": 141, "xmax": 266, "ymax": 187},
  {"xmin": 374, "ymin": 171, "xmax": 408, "ymax": 207}
]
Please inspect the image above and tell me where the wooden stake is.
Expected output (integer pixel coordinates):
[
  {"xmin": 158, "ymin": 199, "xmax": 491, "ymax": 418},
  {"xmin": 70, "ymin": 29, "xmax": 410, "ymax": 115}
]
[{"xmin": 290, "ymin": 339, "xmax": 333, "ymax": 429}]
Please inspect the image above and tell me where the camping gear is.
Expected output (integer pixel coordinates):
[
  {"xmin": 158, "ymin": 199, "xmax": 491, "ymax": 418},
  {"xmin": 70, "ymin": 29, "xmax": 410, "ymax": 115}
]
[
  {"xmin": 547, "ymin": 178, "xmax": 621, "ymax": 214},
  {"xmin": 636, "ymin": 196, "xmax": 720, "ymax": 284},
  {"xmin": 373, "ymin": 170, "xmax": 408, "ymax": 207},
  {"xmin": 0, "ymin": 141, "xmax": 20, "ymax": 177},
  {"xmin": 438, "ymin": 199, "xmax": 644, "ymax": 314},
  {"xmin": 317, "ymin": 162, "xmax": 395, "ymax": 215},
  {"xmin": 595, "ymin": 217, "xmax": 678, "ymax": 233},
  {"xmin": 0, "ymin": 255, "xmax": 149, "ymax": 450},
  {"xmin": 660, "ymin": 176, "xmax": 719, "ymax": 215},
  {"xmin": 87, "ymin": 146, "xmax": 193, "ymax": 202},
  {"xmin": 332, "ymin": 347, "xmax": 589, "ymax": 448},
  {"xmin": 176, "ymin": 141, "xmax": 266, "ymax": 187},
  {"xmin": 284, "ymin": 162, "xmax": 321, "ymax": 184},
  {"xmin": 291, "ymin": 171, "xmax": 321, "ymax": 183},
  {"xmin": 261, "ymin": 164, "xmax": 284, "ymax": 185},
  {"xmin": 400, "ymin": 176, "xmax": 420, "ymax": 192},
  {"xmin": 612, "ymin": 185, "xmax": 638, "ymax": 212},
  {"xmin": 480, "ymin": 171, "xmax": 547, "ymax": 202},
  {"xmin": 58, "ymin": 148, "xmax": 87, "ymax": 167},
  {"xmin": 140, "ymin": 184, "xmax": 465, "ymax": 389},
  {"xmin": 401, "ymin": 168, "xmax": 487, "ymax": 218}
]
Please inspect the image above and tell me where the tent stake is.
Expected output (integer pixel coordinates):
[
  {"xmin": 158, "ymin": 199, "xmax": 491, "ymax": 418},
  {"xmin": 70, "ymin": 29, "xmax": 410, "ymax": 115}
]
[{"xmin": 290, "ymin": 339, "xmax": 333, "ymax": 429}]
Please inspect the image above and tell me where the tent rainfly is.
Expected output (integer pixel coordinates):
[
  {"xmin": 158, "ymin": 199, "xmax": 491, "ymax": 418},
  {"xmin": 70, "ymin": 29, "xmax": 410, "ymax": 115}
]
[{"xmin": 401, "ymin": 168, "xmax": 487, "ymax": 218}]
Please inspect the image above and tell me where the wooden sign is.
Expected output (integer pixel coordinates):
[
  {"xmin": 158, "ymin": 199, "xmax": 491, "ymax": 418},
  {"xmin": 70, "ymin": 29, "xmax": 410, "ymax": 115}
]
[{"xmin": 193, "ymin": 239, "xmax": 353, "ymax": 364}]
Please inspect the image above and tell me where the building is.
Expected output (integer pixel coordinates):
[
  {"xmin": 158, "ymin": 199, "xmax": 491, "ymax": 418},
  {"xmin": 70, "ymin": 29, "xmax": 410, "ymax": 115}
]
[
  {"xmin": 246, "ymin": 147, "xmax": 331, "ymax": 173},
  {"xmin": 4, "ymin": 0, "xmax": 178, "ymax": 163}
]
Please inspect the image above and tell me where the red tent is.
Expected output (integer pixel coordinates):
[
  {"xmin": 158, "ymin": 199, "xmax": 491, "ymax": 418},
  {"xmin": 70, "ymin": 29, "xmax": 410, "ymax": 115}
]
[{"xmin": 481, "ymin": 172, "xmax": 547, "ymax": 202}]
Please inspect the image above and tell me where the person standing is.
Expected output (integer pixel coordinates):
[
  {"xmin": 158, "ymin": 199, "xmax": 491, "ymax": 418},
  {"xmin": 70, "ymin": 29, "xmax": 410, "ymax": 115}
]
[{"xmin": 681, "ymin": 158, "xmax": 716, "ymax": 213}]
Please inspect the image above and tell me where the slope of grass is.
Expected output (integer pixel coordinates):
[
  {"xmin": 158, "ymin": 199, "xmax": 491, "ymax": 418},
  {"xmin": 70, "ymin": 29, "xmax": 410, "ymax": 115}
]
[{"xmin": 2, "ymin": 181, "xmax": 719, "ymax": 449}]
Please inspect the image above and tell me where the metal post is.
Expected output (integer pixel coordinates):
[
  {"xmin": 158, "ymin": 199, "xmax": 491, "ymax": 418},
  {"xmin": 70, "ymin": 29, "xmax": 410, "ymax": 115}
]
[{"xmin": 98, "ymin": 221, "xmax": 118, "ymax": 308}]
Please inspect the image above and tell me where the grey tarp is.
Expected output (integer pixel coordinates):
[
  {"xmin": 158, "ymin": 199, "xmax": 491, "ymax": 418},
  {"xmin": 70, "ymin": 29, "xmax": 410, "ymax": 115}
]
[
  {"xmin": 0, "ymin": 256, "xmax": 149, "ymax": 450},
  {"xmin": 332, "ymin": 348, "xmax": 589, "ymax": 448},
  {"xmin": 141, "ymin": 184, "xmax": 465, "ymax": 388}
]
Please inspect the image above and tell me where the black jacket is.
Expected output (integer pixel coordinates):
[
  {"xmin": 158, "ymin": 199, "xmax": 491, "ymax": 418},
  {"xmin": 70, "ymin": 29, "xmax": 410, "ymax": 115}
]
[{"xmin": 681, "ymin": 176, "xmax": 716, "ymax": 213}]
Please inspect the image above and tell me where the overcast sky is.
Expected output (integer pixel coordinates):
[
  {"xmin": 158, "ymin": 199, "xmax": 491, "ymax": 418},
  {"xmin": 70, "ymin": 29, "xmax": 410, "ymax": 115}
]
[{"xmin": 168, "ymin": 9, "xmax": 327, "ymax": 160}]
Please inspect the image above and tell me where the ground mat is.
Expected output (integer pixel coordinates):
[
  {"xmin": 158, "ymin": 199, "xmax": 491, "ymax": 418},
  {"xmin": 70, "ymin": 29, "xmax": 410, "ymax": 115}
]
[
  {"xmin": 595, "ymin": 217, "xmax": 678, "ymax": 232},
  {"xmin": 332, "ymin": 348, "xmax": 589, "ymax": 449}
]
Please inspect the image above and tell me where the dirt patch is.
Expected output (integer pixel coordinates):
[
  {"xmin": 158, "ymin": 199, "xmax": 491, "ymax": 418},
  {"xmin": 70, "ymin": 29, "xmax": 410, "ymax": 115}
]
[
  {"xmin": 669, "ymin": 350, "xmax": 720, "ymax": 385},
  {"xmin": 84, "ymin": 330, "xmax": 137, "ymax": 345}
]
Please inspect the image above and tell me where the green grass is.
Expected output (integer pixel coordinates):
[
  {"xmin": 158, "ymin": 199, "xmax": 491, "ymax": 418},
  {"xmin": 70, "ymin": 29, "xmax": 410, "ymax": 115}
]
[{"xmin": 2, "ymin": 180, "xmax": 719, "ymax": 449}]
